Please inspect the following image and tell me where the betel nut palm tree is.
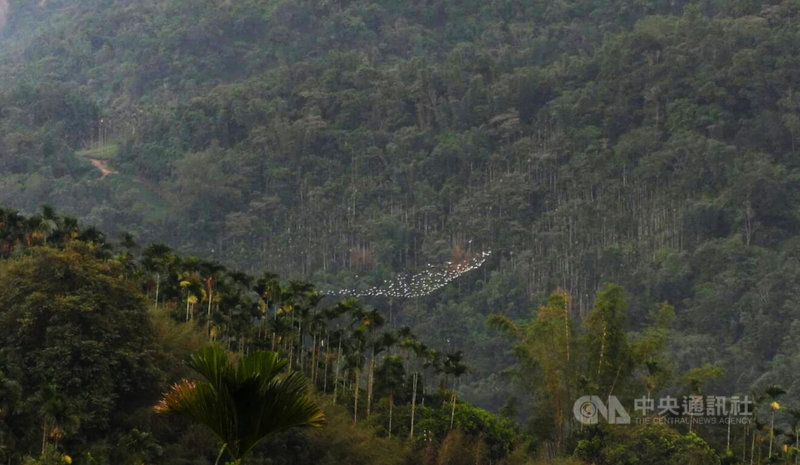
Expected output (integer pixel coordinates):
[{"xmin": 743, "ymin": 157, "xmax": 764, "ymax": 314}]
[{"xmin": 155, "ymin": 346, "xmax": 325, "ymax": 465}]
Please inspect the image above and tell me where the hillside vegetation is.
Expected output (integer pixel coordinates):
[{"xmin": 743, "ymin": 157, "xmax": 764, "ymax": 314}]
[{"xmin": 2, "ymin": 0, "xmax": 800, "ymax": 462}]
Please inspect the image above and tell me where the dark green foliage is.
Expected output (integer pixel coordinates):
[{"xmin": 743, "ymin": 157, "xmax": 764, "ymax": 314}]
[
  {"xmin": 573, "ymin": 424, "xmax": 720, "ymax": 465},
  {"xmin": 155, "ymin": 346, "xmax": 325, "ymax": 464},
  {"xmin": 0, "ymin": 209, "xmax": 520, "ymax": 464},
  {"xmin": 583, "ymin": 284, "xmax": 632, "ymax": 395},
  {"xmin": 4, "ymin": 0, "xmax": 800, "ymax": 462},
  {"xmin": 0, "ymin": 244, "xmax": 160, "ymax": 462},
  {"xmin": 416, "ymin": 402, "xmax": 517, "ymax": 461},
  {"xmin": 250, "ymin": 401, "xmax": 411, "ymax": 465},
  {"xmin": 3, "ymin": 2, "xmax": 800, "ymax": 412},
  {"xmin": 3, "ymin": 3, "xmax": 800, "ymax": 420}
]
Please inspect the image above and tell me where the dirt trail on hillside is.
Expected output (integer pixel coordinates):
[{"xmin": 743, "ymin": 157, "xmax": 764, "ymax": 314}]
[{"xmin": 89, "ymin": 158, "xmax": 116, "ymax": 177}]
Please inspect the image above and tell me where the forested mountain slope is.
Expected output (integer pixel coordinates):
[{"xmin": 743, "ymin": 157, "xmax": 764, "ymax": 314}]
[{"xmin": 2, "ymin": 0, "xmax": 800, "ymax": 410}]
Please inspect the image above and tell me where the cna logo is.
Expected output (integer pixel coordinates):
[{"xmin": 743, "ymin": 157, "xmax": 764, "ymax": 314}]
[{"xmin": 573, "ymin": 396, "xmax": 631, "ymax": 425}]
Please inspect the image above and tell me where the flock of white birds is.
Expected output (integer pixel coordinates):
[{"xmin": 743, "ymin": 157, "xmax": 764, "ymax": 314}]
[{"xmin": 335, "ymin": 250, "xmax": 492, "ymax": 298}]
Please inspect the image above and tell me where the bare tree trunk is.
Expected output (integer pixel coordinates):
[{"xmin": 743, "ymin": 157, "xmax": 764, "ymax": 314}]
[
  {"xmin": 726, "ymin": 411, "xmax": 731, "ymax": 454},
  {"xmin": 597, "ymin": 322, "xmax": 607, "ymax": 375},
  {"xmin": 563, "ymin": 304, "xmax": 570, "ymax": 362},
  {"xmin": 298, "ymin": 322, "xmax": 303, "ymax": 373},
  {"xmin": 353, "ymin": 368, "xmax": 360, "ymax": 424},
  {"xmin": 207, "ymin": 288, "xmax": 213, "ymax": 340},
  {"xmin": 409, "ymin": 372, "xmax": 418, "ymax": 439},
  {"xmin": 154, "ymin": 273, "xmax": 160, "ymax": 311},
  {"xmin": 449, "ymin": 378, "xmax": 457, "ymax": 430},
  {"xmin": 41, "ymin": 419, "xmax": 48, "ymax": 456},
  {"xmin": 311, "ymin": 333, "xmax": 318, "ymax": 386},
  {"xmin": 323, "ymin": 331, "xmax": 329, "ymax": 394},
  {"xmin": 743, "ymin": 424, "xmax": 748, "ymax": 463},
  {"xmin": 769, "ymin": 411, "xmax": 775, "ymax": 458},
  {"xmin": 333, "ymin": 337, "xmax": 342, "ymax": 404},
  {"xmin": 367, "ymin": 345, "xmax": 375, "ymax": 417},
  {"xmin": 388, "ymin": 395, "xmax": 394, "ymax": 438}
]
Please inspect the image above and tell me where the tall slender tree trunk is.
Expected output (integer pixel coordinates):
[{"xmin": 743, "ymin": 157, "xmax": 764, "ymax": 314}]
[
  {"xmin": 726, "ymin": 411, "xmax": 731, "ymax": 454},
  {"xmin": 608, "ymin": 366, "xmax": 622, "ymax": 398},
  {"xmin": 353, "ymin": 367, "xmax": 360, "ymax": 424},
  {"xmin": 41, "ymin": 419, "xmax": 48, "ymax": 456},
  {"xmin": 563, "ymin": 304, "xmax": 570, "ymax": 362},
  {"xmin": 311, "ymin": 333, "xmax": 318, "ymax": 385},
  {"xmin": 367, "ymin": 345, "xmax": 375, "ymax": 417},
  {"xmin": 154, "ymin": 273, "xmax": 160, "ymax": 311},
  {"xmin": 770, "ymin": 411, "xmax": 775, "ymax": 458},
  {"xmin": 597, "ymin": 322, "xmax": 607, "ymax": 375},
  {"xmin": 409, "ymin": 372, "xmax": 418, "ymax": 439},
  {"xmin": 322, "ymin": 332, "xmax": 329, "ymax": 393},
  {"xmin": 333, "ymin": 337, "xmax": 342, "ymax": 404},
  {"xmin": 388, "ymin": 395, "xmax": 393, "ymax": 438},
  {"xmin": 743, "ymin": 424, "xmax": 747, "ymax": 463},
  {"xmin": 207, "ymin": 288, "xmax": 213, "ymax": 340},
  {"xmin": 298, "ymin": 322, "xmax": 303, "ymax": 373},
  {"xmin": 449, "ymin": 378, "xmax": 457, "ymax": 430}
]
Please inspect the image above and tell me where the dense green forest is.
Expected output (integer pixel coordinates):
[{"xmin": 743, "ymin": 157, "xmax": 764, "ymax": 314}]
[
  {"xmin": 0, "ymin": 209, "xmax": 519, "ymax": 464},
  {"xmin": 3, "ymin": 0, "xmax": 800, "ymax": 462},
  {"xmin": 0, "ymin": 208, "xmax": 760, "ymax": 465}
]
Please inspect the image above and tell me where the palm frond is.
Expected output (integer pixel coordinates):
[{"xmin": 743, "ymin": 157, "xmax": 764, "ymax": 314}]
[{"xmin": 156, "ymin": 346, "xmax": 325, "ymax": 462}]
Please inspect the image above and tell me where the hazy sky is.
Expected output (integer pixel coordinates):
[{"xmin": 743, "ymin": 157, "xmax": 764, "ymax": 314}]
[{"xmin": 0, "ymin": 0, "xmax": 8, "ymax": 31}]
